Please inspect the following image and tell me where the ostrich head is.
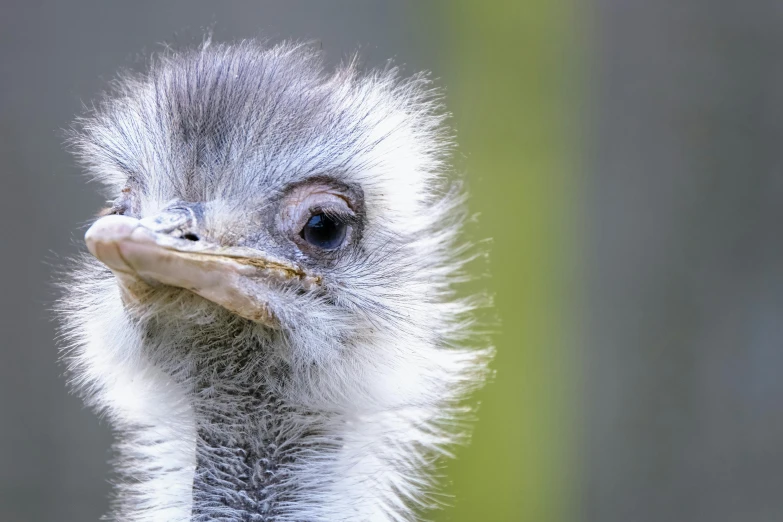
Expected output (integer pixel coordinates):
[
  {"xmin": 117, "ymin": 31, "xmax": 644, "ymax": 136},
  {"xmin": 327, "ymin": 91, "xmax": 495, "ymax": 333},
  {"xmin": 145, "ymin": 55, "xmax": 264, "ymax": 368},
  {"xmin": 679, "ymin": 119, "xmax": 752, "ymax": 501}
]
[{"xmin": 59, "ymin": 40, "xmax": 491, "ymax": 521}]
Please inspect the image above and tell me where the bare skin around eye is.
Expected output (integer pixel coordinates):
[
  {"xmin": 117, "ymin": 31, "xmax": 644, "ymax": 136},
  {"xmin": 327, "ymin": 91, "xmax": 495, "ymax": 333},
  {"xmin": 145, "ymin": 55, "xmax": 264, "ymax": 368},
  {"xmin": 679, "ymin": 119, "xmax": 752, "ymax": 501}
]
[{"xmin": 277, "ymin": 181, "xmax": 363, "ymax": 249}]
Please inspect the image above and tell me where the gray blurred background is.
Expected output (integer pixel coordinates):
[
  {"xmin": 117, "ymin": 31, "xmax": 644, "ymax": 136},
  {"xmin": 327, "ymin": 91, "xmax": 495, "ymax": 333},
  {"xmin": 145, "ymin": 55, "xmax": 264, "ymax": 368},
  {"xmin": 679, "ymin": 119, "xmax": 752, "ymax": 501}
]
[
  {"xmin": 1, "ymin": 1, "xmax": 782, "ymax": 521},
  {"xmin": 584, "ymin": 1, "xmax": 783, "ymax": 521}
]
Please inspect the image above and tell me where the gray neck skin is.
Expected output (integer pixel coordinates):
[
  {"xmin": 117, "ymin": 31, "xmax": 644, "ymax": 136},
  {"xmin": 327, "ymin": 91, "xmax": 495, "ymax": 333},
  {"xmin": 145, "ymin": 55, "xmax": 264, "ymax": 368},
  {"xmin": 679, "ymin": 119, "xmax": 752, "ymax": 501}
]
[
  {"xmin": 189, "ymin": 374, "xmax": 333, "ymax": 521},
  {"xmin": 191, "ymin": 392, "xmax": 313, "ymax": 520},
  {"xmin": 143, "ymin": 314, "xmax": 335, "ymax": 521}
]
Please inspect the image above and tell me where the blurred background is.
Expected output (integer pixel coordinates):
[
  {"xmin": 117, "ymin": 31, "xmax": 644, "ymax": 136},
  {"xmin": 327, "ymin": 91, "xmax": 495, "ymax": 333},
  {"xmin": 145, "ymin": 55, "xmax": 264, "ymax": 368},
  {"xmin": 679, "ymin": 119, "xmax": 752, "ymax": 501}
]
[{"xmin": 1, "ymin": 1, "xmax": 782, "ymax": 521}]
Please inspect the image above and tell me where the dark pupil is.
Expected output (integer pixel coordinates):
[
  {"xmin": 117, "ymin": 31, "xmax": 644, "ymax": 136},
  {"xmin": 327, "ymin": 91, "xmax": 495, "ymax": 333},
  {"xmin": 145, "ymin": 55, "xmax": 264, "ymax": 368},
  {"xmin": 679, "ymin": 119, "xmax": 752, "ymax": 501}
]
[{"xmin": 302, "ymin": 213, "xmax": 347, "ymax": 249}]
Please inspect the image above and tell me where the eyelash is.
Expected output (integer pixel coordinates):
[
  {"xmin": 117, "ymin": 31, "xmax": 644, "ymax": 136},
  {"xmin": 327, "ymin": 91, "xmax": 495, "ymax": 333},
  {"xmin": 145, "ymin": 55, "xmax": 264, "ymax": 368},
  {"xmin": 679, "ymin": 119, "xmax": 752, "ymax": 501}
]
[{"xmin": 309, "ymin": 206, "xmax": 356, "ymax": 225}]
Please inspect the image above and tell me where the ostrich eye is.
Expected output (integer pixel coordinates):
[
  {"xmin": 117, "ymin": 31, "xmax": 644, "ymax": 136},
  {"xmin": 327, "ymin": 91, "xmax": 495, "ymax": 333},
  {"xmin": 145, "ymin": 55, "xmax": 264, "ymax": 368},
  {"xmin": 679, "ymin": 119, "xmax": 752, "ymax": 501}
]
[
  {"xmin": 281, "ymin": 181, "xmax": 362, "ymax": 255},
  {"xmin": 301, "ymin": 212, "xmax": 347, "ymax": 250},
  {"xmin": 101, "ymin": 188, "xmax": 134, "ymax": 217}
]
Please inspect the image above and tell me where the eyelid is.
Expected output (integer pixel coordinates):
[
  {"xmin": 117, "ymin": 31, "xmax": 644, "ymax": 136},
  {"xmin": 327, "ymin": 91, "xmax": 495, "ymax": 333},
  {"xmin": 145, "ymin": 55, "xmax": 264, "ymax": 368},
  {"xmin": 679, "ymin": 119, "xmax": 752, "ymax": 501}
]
[{"xmin": 309, "ymin": 204, "xmax": 358, "ymax": 225}]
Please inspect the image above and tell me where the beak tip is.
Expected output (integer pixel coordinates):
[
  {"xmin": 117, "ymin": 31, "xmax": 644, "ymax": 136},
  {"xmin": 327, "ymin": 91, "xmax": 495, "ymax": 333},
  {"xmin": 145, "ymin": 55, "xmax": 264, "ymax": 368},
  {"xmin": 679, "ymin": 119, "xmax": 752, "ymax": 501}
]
[{"xmin": 85, "ymin": 215, "xmax": 141, "ymax": 263}]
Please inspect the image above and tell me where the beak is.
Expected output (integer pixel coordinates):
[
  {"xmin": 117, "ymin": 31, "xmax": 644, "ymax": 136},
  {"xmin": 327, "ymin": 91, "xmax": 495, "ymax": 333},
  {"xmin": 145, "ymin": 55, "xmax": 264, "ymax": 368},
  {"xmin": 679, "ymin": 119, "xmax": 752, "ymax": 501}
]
[{"xmin": 85, "ymin": 213, "xmax": 319, "ymax": 324}]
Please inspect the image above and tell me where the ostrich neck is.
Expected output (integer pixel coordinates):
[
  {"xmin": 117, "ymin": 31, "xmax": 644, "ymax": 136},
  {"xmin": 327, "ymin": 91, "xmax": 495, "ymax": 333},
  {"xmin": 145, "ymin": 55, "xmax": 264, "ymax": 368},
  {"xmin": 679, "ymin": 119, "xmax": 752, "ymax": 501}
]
[
  {"xmin": 133, "ymin": 316, "xmax": 419, "ymax": 521},
  {"xmin": 182, "ymin": 344, "xmax": 337, "ymax": 521},
  {"xmin": 190, "ymin": 384, "xmax": 329, "ymax": 521},
  {"xmin": 71, "ymin": 279, "xmax": 443, "ymax": 521}
]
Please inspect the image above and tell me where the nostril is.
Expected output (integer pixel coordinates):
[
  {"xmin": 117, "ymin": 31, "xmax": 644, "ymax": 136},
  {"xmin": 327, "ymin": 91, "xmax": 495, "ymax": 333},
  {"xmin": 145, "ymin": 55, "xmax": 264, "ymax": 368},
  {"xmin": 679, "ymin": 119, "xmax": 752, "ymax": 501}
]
[{"xmin": 182, "ymin": 232, "xmax": 200, "ymax": 241}]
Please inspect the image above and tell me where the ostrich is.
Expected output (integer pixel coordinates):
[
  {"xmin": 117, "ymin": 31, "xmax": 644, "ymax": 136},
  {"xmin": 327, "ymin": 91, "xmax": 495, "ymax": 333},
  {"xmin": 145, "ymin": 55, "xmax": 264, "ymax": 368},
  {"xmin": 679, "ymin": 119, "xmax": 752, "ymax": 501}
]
[{"xmin": 58, "ymin": 40, "xmax": 491, "ymax": 521}]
